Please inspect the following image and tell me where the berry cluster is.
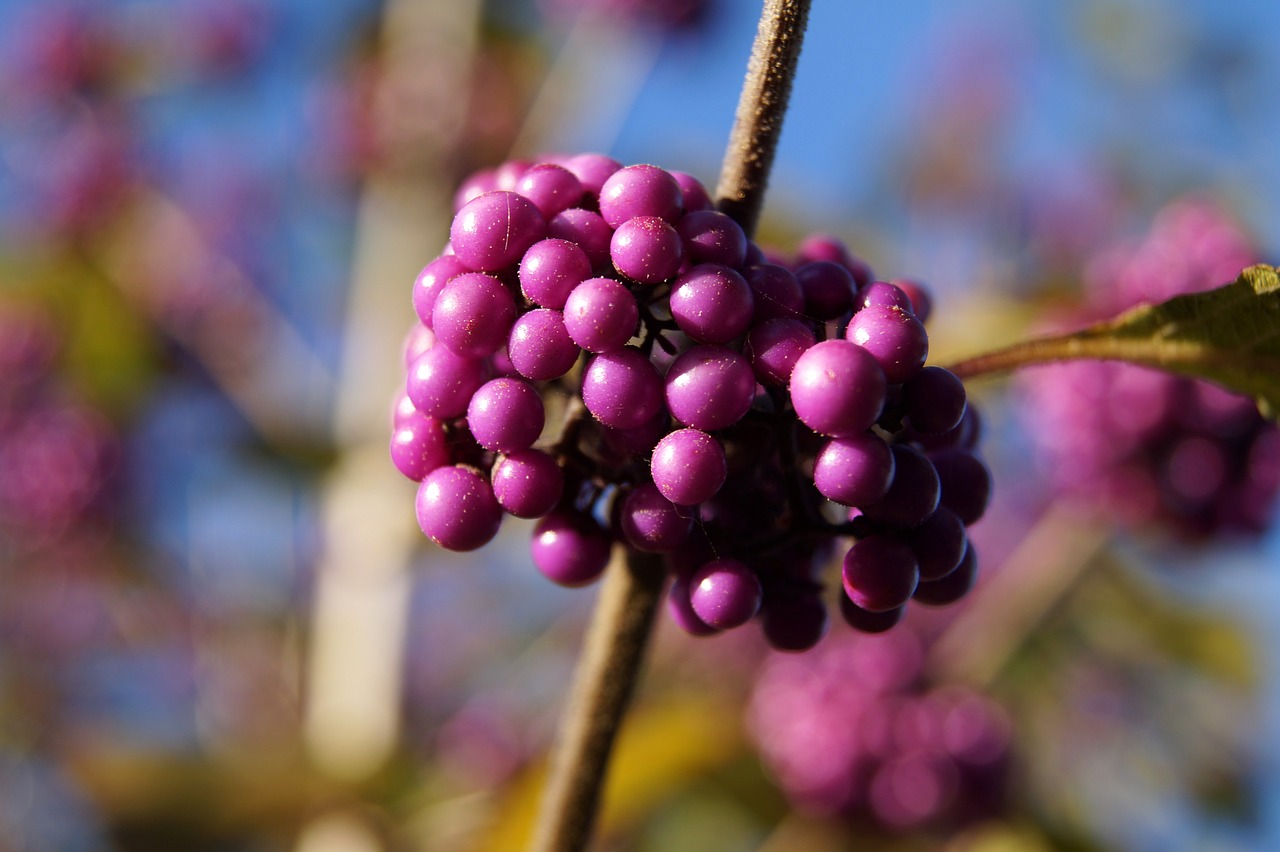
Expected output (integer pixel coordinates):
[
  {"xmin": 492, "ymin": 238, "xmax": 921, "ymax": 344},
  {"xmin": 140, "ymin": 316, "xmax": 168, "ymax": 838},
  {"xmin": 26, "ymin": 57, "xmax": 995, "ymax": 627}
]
[
  {"xmin": 392, "ymin": 154, "xmax": 991, "ymax": 650},
  {"xmin": 1021, "ymin": 199, "xmax": 1280, "ymax": 538},
  {"xmin": 748, "ymin": 628, "xmax": 1011, "ymax": 828}
]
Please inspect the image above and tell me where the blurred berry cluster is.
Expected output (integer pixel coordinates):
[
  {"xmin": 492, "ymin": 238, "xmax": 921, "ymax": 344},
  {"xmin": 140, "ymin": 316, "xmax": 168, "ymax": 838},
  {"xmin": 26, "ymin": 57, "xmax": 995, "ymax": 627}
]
[{"xmin": 1020, "ymin": 199, "xmax": 1279, "ymax": 538}]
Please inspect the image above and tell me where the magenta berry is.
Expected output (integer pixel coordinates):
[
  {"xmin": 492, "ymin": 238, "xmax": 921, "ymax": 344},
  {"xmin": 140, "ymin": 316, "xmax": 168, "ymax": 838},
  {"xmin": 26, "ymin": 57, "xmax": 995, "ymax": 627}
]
[
  {"xmin": 450, "ymin": 190, "xmax": 546, "ymax": 272},
  {"xmin": 416, "ymin": 465, "xmax": 503, "ymax": 552}
]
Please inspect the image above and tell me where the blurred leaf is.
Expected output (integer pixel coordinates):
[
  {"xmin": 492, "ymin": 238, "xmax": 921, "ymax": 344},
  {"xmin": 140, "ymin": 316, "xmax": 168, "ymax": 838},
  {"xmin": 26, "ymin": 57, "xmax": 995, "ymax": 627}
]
[{"xmin": 949, "ymin": 264, "xmax": 1280, "ymax": 419}]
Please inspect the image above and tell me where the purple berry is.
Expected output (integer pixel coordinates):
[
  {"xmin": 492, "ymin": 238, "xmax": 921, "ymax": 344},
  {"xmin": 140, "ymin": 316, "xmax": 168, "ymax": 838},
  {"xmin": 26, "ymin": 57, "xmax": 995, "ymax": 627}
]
[
  {"xmin": 531, "ymin": 510, "xmax": 612, "ymax": 587},
  {"xmin": 760, "ymin": 590, "xmax": 829, "ymax": 652},
  {"xmin": 839, "ymin": 597, "xmax": 906, "ymax": 633},
  {"xmin": 450, "ymin": 190, "xmax": 546, "ymax": 272},
  {"xmin": 789, "ymin": 339, "xmax": 887, "ymax": 437},
  {"xmin": 610, "ymin": 215, "xmax": 684, "ymax": 284},
  {"xmin": 743, "ymin": 317, "xmax": 816, "ymax": 386},
  {"xmin": 906, "ymin": 507, "xmax": 967, "ymax": 581},
  {"xmin": 563, "ymin": 277, "xmax": 640, "ymax": 353},
  {"xmin": 676, "ymin": 209, "xmax": 747, "ymax": 268},
  {"xmin": 842, "ymin": 535, "xmax": 920, "ymax": 613},
  {"xmin": 667, "ymin": 571, "xmax": 719, "ymax": 636},
  {"xmin": 859, "ymin": 281, "xmax": 915, "ymax": 313},
  {"xmin": 862, "ymin": 444, "xmax": 941, "ymax": 529},
  {"xmin": 795, "ymin": 260, "xmax": 857, "ymax": 321},
  {"xmin": 904, "ymin": 367, "xmax": 967, "ymax": 436},
  {"xmin": 930, "ymin": 449, "xmax": 992, "ymax": 526},
  {"xmin": 546, "ymin": 208, "xmax": 614, "ymax": 272},
  {"xmin": 466, "ymin": 377, "xmax": 545, "ymax": 453},
  {"xmin": 390, "ymin": 411, "xmax": 450, "ymax": 481},
  {"xmin": 519, "ymin": 238, "xmax": 592, "ymax": 309},
  {"xmin": 506, "ymin": 308, "xmax": 581, "ymax": 381},
  {"xmin": 562, "ymin": 152, "xmax": 622, "ymax": 196},
  {"xmin": 491, "ymin": 449, "xmax": 563, "ymax": 518},
  {"xmin": 669, "ymin": 263, "xmax": 754, "ymax": 344},
  {"xmin": 618, "ymin": 480, "xmax": 693, "ymax": 552},
  {"xmin": 913, "ymin": 540, "xmax": 978, "ymax": 606},
  {"xmin": 846, "ymin": 304, "xmax": 929, "ymax": 384},
  {"xmin": 432, "ymin": 272, "xmax": 518, "ymax": 358},
  {"xmin": 650, "ymin": 427, "xmax": 727, "ymax": 505},
  {"xmin": 670, "ymin": 171, "xmax": 712, "ymax": 213},
  {"xmin": 413, "ymin": 254, "xmax": 469, "ymax": 326},
  {"xmin": 689, "ymin": 558, "xmax": 762, "ymax": 629},
  {"xmin": 406, "ymin": 345, "xmax": 487, "ymax": 418},
  {"xmin": 416, "ymin": 465, "xmax": 503, "ymax": 552},
  {"xmin": 813, "ymin": 432, "xmax": 895, "ymax": 507},
  {"xmin": 581, "ymin": 347, "xmax": 664, "ymax": 430},
  {"xmin": 746, "ymin": 263, "xmax": 805, "ymax": 323},
  {"xmin": 664, "ymin": 345, "xmax": 755, "ymax": 431},
  {"xmin": 515, "ymin": 163, "xmax": 583, "ymax": 218},
  {"xmin": 598, "ymin": 163, "xmax": 682, "ymax": 227}
]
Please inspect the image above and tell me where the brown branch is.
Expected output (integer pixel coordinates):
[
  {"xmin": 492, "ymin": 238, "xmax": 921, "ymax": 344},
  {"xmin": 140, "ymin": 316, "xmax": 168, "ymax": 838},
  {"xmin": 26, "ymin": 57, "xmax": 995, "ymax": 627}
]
[
  {"xmin": 715, "ymin": 0, "xmax": 812, "ymax": 238},
  {"xmin": 527, "ymin": 549, "xmax": 667, "ymax": 852}
]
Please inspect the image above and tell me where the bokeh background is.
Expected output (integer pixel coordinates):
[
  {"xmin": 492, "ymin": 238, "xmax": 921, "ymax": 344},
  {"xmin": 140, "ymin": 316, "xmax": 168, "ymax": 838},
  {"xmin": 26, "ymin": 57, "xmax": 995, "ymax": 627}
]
[{"xmin": 2, "ymin": 0, "xmax": 1278, "ymax": 850}]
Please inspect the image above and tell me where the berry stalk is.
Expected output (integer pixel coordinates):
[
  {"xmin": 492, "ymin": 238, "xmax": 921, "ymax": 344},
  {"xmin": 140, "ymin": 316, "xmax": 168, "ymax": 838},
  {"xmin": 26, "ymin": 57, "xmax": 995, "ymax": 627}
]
[
  {"xmin": 528, "ymin": 4, "xmax": 811, "ymax": 850},
  {"xmin": 715, "ymin": 0, "xmax": 812, "ymax": 237},
  {"xmin": 528, "ymin": 550, "xmax": 666, "ymax": 852}
]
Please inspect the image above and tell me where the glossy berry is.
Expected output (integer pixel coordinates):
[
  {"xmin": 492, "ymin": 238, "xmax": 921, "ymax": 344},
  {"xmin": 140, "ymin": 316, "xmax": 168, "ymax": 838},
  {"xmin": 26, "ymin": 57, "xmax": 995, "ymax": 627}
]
[
  {"xmin": 789, "ymin": 340, "xmax": 887, "ymax": 437},
  {"xmin": 416, "ymin": 465, "xmax": 503, "ymax": 552},
  {"xmin": 651, "ymin": 428, "xmax": 727, "ymax": 506},
  {"xmin": 450, "ymin": 191, "xmax": 546, "ymax": 272},
  {"xmin": 689, "ymin": 558, "xmax": 762, "ymax": 629},
  {"xmin": 531, "ymin": 510, "xmax": 613, "ymax": 586}
]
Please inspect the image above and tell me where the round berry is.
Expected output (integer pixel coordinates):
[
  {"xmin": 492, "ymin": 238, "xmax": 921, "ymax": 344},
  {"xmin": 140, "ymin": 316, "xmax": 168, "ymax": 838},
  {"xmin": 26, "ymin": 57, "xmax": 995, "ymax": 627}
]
[
  {"xmin": 842, "ymin": 536, "xmax": 920, "ymax": 613},
  {"xmin": 432, "ymin": 272, "xmax": 518, "ymax": 358},
  {"xmin": 789, "ymin": 339, "xmax": 887, "ymax": 437},
  {"xmin": 519, "ymin": 238, "xmax": 592, "ymax": 309},
  {"xmin": 390, "ymin": 412, "xmax": 450, "ymax": 482},
  {"xmin": 406, "ymin": 345, "xmax": 487, "ymax": 419},
  {"xmin": 413, "ymin": 254, "xmax": 469, "ymax": 327},
  {"xmin": 664, "ymin": 345, "xmax": 755, "ymax": 431},
  {"xmin": 846, "ymin": 304, "xmax": 929, "ymax": 384},
  {"xmin": 744, "ymin": 317, "xmax": 816, "ymax": 386},
  {"xmin": 491, "ymin": 449, "xmax": 563, "ymax": 518},
  {"xmin": 598, "ymin": 163, "xmax": 682, "ymax": 227},
  {"xmin": 796, "ymin": 260, "xmax": 857, "ymax": 321},
  {"xmin": 466, "ymin": 377, "xmax": 544, "ymax": 453},
  {"xmin": 416, "ymin": 465, "xmax": 503, "ymax": 552},
  {"xmin": 813, "ymin": 432, "xmax": 895, "ymax": 507},
  {"xmin": 581, "ymin": 347, "xmax": 664, "ymax": 430},
  {"xmin": 563, "ymin": 277, "xmax": 639, "ymax": 353},
  {"xmin": 546, "ymin": 208, "xmax": 614, "ymax": 272},
  {"xmin": 515, "ymin": 163, "xmax": 584, "ymax": 218},
  {"xmin": 610, "ymin": 216, "xmax": 684, "ymax": 284},
  {"xmin": 669, "ymin": 264, "xmax": 754, "ymax": 344},
  {"xmin": 618, "ymin": 481, "xmax": 693, "ymax": 553},
  {"xmin": 689, "ymin": 558, "xmax": 762, "ymax": 629},
  {"xmin": 450, "ymin": 191, "xmax": 546, "ymax": 272},
  {"xmin": 507, "ymin": 308, "xmax": 581, "ymax": 381},
  {"xmin": 531, "ymin": 510, "xmax": 612, "ymax": 587},
  {"xmin": 650, "ymin": 428, "xmax": 727, "ymax": 506},
  {"xmin": 676, "ymin": 209, "xmax": 747, "ymax": 268}
]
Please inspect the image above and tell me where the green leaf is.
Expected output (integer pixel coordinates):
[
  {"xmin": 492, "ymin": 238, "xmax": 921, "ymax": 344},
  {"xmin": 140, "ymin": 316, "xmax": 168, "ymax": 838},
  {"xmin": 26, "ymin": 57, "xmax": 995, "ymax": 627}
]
[{"xmin": 947, "ymin": 264, "xmax": 1280, "ymax": 419}]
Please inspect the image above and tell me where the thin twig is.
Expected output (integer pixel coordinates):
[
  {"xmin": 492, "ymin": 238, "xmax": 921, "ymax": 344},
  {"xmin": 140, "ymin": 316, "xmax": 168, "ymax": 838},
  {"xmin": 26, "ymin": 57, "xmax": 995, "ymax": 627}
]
[
  {"xmin": 715, "ymin": 0, "xmax": 812, "ymax": 237},
  {"xmin": 527, "ymin": 550, "xmax": 667, "ymax": 852}
]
